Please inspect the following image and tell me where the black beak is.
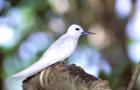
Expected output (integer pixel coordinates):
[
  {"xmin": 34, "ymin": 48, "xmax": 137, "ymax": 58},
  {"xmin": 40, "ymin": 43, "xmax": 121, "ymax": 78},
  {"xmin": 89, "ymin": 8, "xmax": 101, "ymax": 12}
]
[{"xmin": 81, "ymin": 31, "xmax": 95, "ymax": 36}]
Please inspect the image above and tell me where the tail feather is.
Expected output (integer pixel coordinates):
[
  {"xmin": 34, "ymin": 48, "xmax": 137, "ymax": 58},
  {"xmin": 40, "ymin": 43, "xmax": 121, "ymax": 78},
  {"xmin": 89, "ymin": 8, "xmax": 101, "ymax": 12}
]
[
  {"xmin": 12, "ymin": 59, "xmax": 49, "ymax": 79},
  {"xmin": 12, "ymin": 57, "xmax": 62, "ymax": 79}
]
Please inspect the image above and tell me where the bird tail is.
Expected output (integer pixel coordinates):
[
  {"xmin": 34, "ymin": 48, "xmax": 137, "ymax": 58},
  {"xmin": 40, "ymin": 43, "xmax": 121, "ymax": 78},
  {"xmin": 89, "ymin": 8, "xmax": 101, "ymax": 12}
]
[
  {"xmin": 12, "ymin": 60, "xmax": 49, "ymax": 80},
  {"xmin": 12, "ymin": 56, "xmax": 62, "ymax": 80}
]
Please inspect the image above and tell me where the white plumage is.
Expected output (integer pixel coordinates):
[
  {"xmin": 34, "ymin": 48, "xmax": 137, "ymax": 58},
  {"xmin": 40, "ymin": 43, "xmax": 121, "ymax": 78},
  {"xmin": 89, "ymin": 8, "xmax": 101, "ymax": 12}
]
[{"xmin": 12, "ymin": 24, "xmax": 94, "ymax": 79}]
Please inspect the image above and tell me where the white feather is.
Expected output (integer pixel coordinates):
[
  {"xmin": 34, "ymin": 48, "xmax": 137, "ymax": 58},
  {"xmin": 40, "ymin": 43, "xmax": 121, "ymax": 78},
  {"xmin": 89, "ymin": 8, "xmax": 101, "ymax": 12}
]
[
  {"xmin": 12, "ymin": 32, "xmax": 78, "ymax": 79},
  {"xmin": 12, "ymin": 24, "xmax": 89, "ymax": 80}
]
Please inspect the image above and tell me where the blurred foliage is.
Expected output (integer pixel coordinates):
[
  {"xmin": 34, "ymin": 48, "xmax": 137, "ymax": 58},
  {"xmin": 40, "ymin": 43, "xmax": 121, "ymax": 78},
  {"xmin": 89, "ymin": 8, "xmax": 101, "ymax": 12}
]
[{"xmin": 0, "ymin": 0, "xmax": 140, "ymax": 90}]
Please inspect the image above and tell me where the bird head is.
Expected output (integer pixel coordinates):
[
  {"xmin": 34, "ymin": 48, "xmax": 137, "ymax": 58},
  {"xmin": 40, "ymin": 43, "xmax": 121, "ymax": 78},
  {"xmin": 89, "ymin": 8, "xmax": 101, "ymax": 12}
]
[{"xmin": 66, "ymin": 24, "xmax": 95, "ymax": 38}]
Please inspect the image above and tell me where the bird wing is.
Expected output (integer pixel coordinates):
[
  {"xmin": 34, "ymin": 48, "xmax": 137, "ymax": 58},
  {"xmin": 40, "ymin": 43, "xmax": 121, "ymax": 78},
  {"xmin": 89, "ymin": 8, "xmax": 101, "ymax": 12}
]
[{"xmin": 12, "ymin": 34, "xmax": 78, "ymax": 79}]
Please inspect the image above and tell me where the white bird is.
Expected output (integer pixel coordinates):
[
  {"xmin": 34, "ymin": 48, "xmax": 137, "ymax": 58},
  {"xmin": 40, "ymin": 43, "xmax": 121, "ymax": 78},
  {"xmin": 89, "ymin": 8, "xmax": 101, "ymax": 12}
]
[{"xmin": 12, "ymin": 24, "xmax": 95, "ymax": 79}]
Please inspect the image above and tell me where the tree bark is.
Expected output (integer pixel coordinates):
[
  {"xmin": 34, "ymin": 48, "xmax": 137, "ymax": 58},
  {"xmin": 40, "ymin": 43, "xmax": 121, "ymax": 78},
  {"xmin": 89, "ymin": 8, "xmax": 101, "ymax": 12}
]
[{"xmin": 23, "ymin": 62, "xmax": 112, "ymax": 90}]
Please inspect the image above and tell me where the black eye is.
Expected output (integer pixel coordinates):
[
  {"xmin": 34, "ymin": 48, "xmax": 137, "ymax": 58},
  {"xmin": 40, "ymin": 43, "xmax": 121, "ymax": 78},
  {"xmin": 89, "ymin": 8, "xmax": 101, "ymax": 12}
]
[{"xmin": 75, "ymin": 28, "xmax": 80, "ymax": 31}]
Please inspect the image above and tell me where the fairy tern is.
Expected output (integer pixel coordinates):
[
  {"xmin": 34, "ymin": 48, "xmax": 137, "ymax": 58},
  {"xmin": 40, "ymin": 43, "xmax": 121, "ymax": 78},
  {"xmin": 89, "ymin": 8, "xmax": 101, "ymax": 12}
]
[{"xmin": 12, "ymin": 24, "xmax": 95, "ymax": 79}]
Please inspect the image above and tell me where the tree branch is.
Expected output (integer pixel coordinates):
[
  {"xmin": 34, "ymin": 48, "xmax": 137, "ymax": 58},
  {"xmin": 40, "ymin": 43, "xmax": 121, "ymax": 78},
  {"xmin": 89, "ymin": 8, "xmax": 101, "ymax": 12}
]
[
  {"xmin": 127, "ymin": 61, "xmax": 140, "ymax": 90},
  {"xmin": 23, "ymin": 62, "xmax": 112, "ymax": 90}
]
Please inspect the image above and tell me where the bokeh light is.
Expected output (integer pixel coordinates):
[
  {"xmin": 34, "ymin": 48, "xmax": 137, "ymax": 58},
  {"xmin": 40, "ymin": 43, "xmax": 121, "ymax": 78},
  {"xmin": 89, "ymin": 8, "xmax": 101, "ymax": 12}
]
[
  {"xmin": 88, "ymin": 24, "xmax": 111, "ymax": 49},
  {"xmin": 126, "ymin": 7, "xmax": 140, "ymax": 41},
  {"xmin": 126, "ymin": 0, "xmax": 140, "ymax": 63},
  {"xmin": 19, "ymin": 32, "xmax": 50, "ymax": 62},
  {"xmin": 0, "ymin": 24, "xmax": 15, "ymax": 47},
  {"xmin": 115, "ymin": 0, "xmax": 131, "ymax": 18},
  {"xmin": 127, "ymin": 42, "xmax": 140, "ymax": 63},
  {"xmin": 49, "ymin": 17, "xmax": 66, "ymax": 34},
  {"xmin": 48, "ymin": 0, "xmax": 70, "ymax": 14},
  {"xmin": 69, "ymin": 45, "xmax": 111, "ymax": 77}
]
